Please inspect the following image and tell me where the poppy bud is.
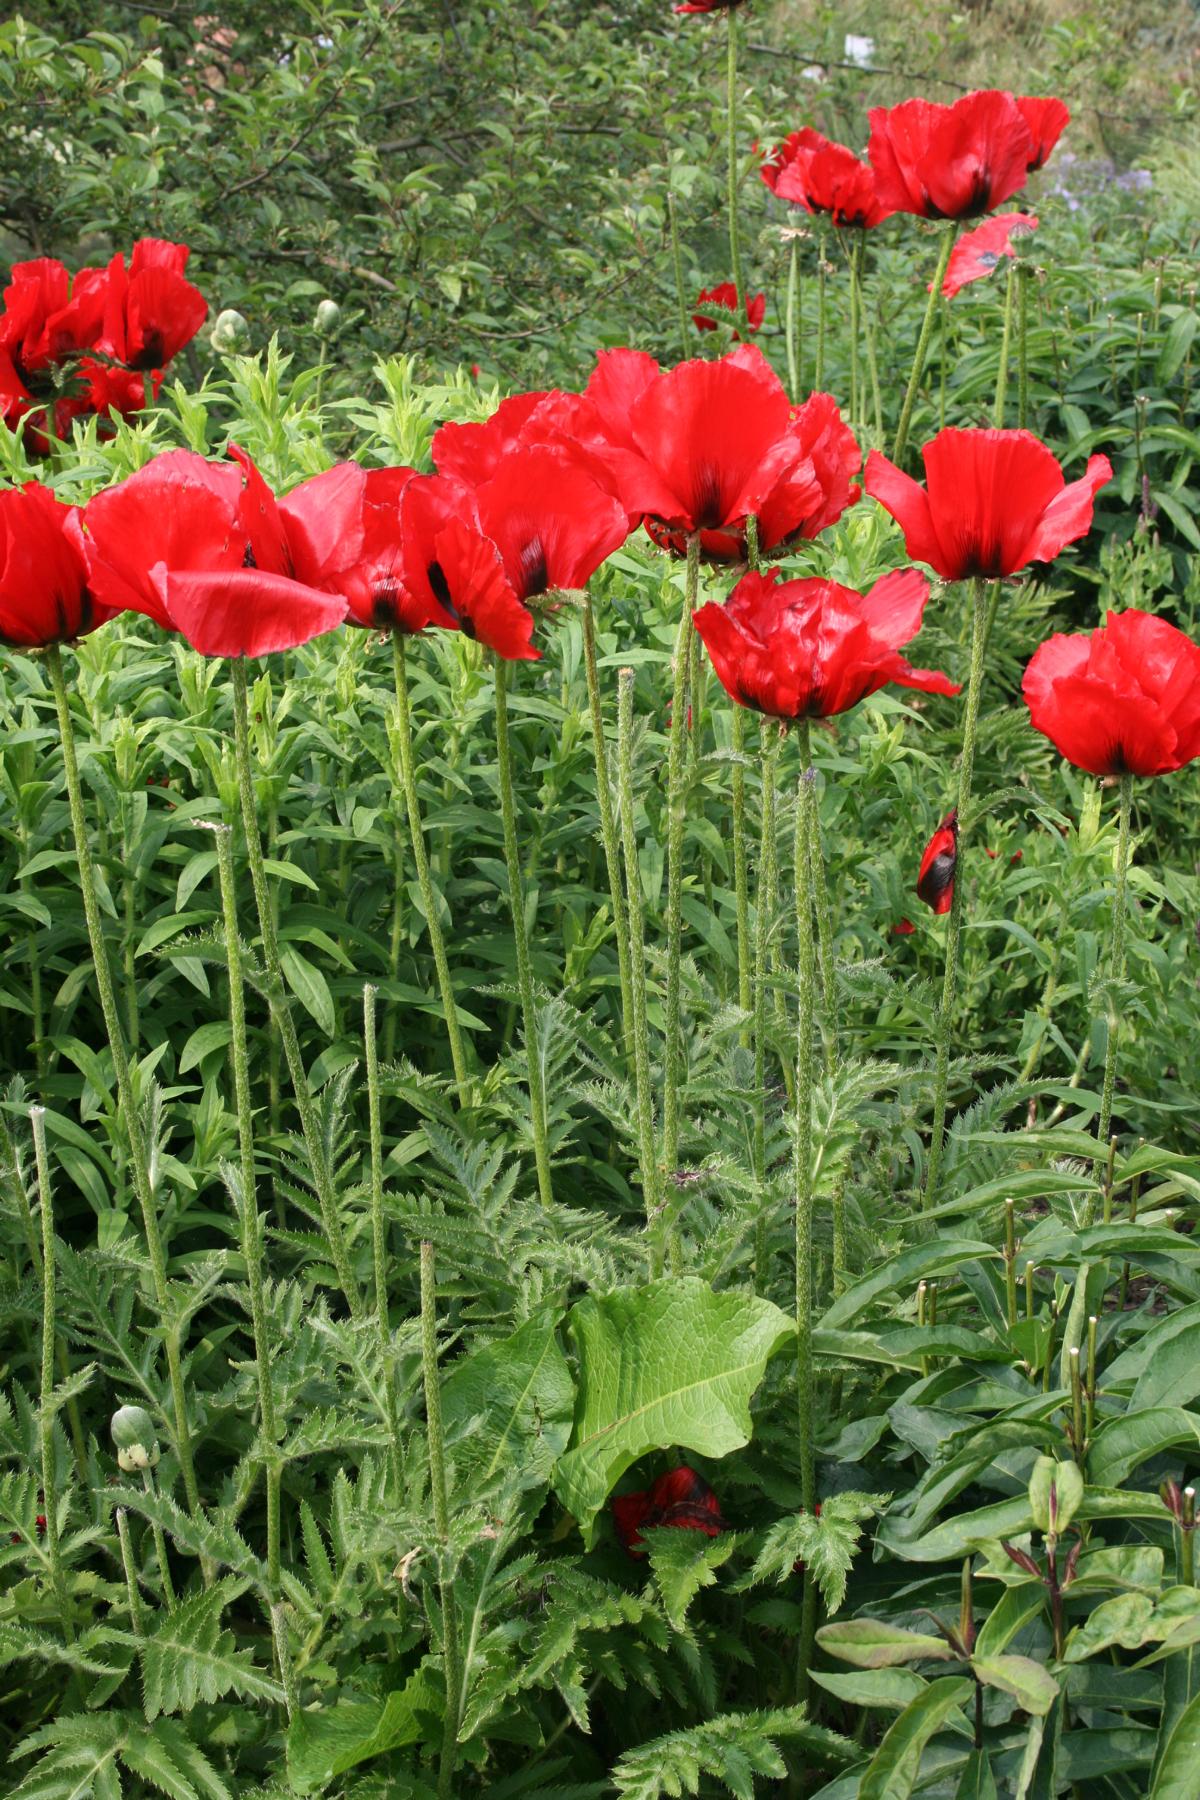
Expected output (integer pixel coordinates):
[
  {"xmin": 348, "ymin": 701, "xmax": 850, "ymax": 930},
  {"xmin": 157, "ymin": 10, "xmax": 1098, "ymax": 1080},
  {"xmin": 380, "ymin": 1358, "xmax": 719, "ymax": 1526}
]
[
  {"xmin": 210, "ymin": 307, "xmax": 250, "ymax": 354},
  {"xmin": 612, "ymin": 1464, "xmax": 725, "ymax": 1557},
  {"xmin": 917, "ymin": 809, "xmax": 958, "ymax": 914},
  {"xmin": 890, "ymin": 918, "xmax": 916, "ymax": 937},
  {"xmin": 110, "ymin": 1403, "xmax": 160, "ymax": 1472},
  {"xmin": 313, "ymin": 298, "xmax": 341, "ymax": 340}
]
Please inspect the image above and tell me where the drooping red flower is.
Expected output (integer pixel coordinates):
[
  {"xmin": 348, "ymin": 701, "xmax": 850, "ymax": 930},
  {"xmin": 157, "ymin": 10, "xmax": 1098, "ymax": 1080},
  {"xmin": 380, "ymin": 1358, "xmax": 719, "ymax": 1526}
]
[
  {"xmin": 584, "ymin": 345, "xmax": 858, "ymax": 563},
  {"xmin": 398, "ymin": 445, "xmax": 629, "ymax": 662},
  {"xmin": 890, "ymin": 918, "xmax": 917, "ymax": 937},
  {"xmin": 1023, "ymin": 610, "xmax": 1200, "ymax": 778},
  {"xmin": 761, "ymin": 129, "xmax": 894, "ymax": 229},
  {"xmin": 1016, "ymin": 96, "xmax": 1070, "ymax": 172},
  {"xmin": 864, "ymin": 430, "xmax": 1112, "ymax": 582},
  {"xmin": 692, "ymin": 283, "xmax": 766, "ymax": 338},
  {"xmin": 70, "ymin": 447, "xmax": 348, "ymax": 658},
  {"xmin": 867, "ymin": 91, "xmax": 1034, "ymax": 220},
  {"xmin": 612, "ymin": 1465, "xmax": 725, "ymax": 1558},
  {"xmin": 917, "ymin": 809, "xmax": 958, "ymax": 914},
  {"xmin": 693, "ymin": 565, "xmax": 958, "ymax": 721},
  {"xmin": 94, "ymin": 239, "xmax": 207, "ymax": 373},
  {"xmin": 279, "ymin": 462, "xmax": 456, "ymax": 633},
  {"xmin": 941, "ymin": 213, "xmax": 1038, "ymax": 299},
  {"xmin": 0, "ymin": 482, "xmax": 116, "ymax": 649}
]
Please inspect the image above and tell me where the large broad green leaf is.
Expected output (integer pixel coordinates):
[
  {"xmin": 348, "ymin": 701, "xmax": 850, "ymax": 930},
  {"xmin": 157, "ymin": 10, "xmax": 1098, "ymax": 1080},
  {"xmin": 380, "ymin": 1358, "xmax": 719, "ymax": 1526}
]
[
  {"xmin": 286, "ymin": 1669, "xmax": 435, "ymax": 1792},
  {"xmin": 1131, "ymin": 1320, "xmax": 1200, "ymax": 1409},
  {"xmin": 970, "ymin": 1654, "xmax": 1058, "ymax": 1716},
  {"xmin": 441, "ymin": 1310, "xmax": 574, "ymax": 1491},
  {"xmin": 1065, "ymin": 1588, "xmax": 1200, "ymax": 1662},
  {"xmin": 1088, "ymin": 1408, "xmax": 1200, "ymax": 1486},
  {"xmin": 817, "ymin": 1620, "xmax": 956, "ymax": 1669},
  {"xmin": 818, "ymin": 1241, "xmax": 996, "ymax": 1331},
  {"xmin": 552, "ymin": 1277, "xmax": 792, "ymax": 1545},
  {"xmin": 1151, "ymin": 1689, "xmax": 1200, "ymax": 1798},
  {"xmin": 813, "ymin": 1668, "xmax": 928, "ymax": 1712},
  {"xmin": 858, "ymin": 1677, "xmax": 974, "ymax": 1800}
]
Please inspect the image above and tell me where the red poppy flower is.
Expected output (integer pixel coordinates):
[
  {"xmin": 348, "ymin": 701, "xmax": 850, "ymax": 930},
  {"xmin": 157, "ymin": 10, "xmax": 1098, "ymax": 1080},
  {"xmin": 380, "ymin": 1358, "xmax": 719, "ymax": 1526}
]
[
  {"xmin": 94, "ymin": 239, "xmax": 207, "ymax": 373},
  {"xmin": 1023, "ymin": 609, "xmax": 1200, "ymax": 778},
  {"xmin": 761, "ymin": 129, "xmax": 894, "ymax": 229},
  {"xmin": 399, "ymin": 446, "xmax": 628, "ymax": 662},
  {"xmin": 890, "ymin": 918, "xmax": 916, "ymax": 936},
  {"xmin": 694, "ymin": 565, "xmax": 958, "ymax": 721},
  {"xmin": 70, "ymin": 447, "xmax": 348, "ymax": 658},
  {"xmin": 917, "ymin": 809, "xmax": 958, "ymax": 914},
  {"xmin": 1017, "ymin": 97, "xmax": 1069, "ymax": 172},
  {"xmin": 612, "ymin": 1465, "xmax": 725, "ymax": 1557},
  {"xmin": 985, "ymin": 847, "xmax": 1023, "ymax": 864},
  {"xmin": 584, "ymin": 345, "xmax": 858, "ymax": 563},
  {"xmin": 674, "ymin": 0, "xmax": 744, "ymax": 11},
  {"xmin": 867, "ymin": 91, "xmax": 1034, "ymax": 220},
  {"xmin": 864, "ymin": 429, "xmax": 1112, "ymax": 582},
  {"xmin": 692, "ymin": 283, "xmax": 766, "ymax": 338},
  {"xmin": 279, "ymin": 462, "xmax": 456, "ymax": 633},
  {"xmin": 941, "ymin": 213, "xmax": 1038, "ymax": 299},
  {"xmin": 0, "ymin": 482, "xmax": 116, "ymax": 649}
]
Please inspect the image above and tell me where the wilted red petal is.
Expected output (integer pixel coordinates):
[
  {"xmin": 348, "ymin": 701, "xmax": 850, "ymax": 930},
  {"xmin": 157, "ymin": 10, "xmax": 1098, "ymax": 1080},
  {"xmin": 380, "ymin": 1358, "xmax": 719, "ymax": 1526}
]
[
  {"xmin": 768, "ymin": 128, "xmax": 893, "ymax": 228},
  {"xmin": 942, "ymin": 213, "xmax": 1038, "ymax": 299}
]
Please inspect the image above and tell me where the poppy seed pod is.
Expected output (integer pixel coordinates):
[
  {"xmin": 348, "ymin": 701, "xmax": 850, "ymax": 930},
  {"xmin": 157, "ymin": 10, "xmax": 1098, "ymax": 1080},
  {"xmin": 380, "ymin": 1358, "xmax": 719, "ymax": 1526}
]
[
  {"xmin": 110, "ymin": 1403, "xmax": 160, "ymax": 1472},
  {"xmin": 313, "ymin": 298, "xmax": 341, "ymax": 339},
  {"xmin": 211, "ymin": 308, "xmax": 250, "ymax": 354}
]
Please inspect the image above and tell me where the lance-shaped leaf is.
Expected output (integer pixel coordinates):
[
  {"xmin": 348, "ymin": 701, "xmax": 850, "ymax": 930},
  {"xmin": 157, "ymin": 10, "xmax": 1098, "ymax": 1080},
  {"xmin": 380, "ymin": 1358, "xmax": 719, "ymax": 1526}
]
[
  {"xmin": 817, "ymin": 1619, "xmax": 957, "ymax": 1669},
  {"xmin": 858, "ymin": 1677, "xmax": 975, "ymax": 1798},
  {"xmin": 552, "ymin": 1277, "xmax": 792, "ymax": 1545},
  {"xmin": 970, "ymin": 1654, "xmax": 1059, "ymax": 1717}
]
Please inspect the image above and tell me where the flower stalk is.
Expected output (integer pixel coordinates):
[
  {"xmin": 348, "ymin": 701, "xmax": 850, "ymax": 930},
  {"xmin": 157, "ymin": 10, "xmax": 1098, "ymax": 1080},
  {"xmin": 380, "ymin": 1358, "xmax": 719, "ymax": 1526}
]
[
  {"xmin": 45, "ymin": 644, "xmax": 203, "ymax": 1520},
  {"xmin": 421, "ymin": 1241, "xmax": 463, "ymax": 1800},
  {"xmin": 725, "ymin": 8, "xmax": 749, "ymax": 339},
  {"xmin": 583, "ymin": 590, "xmax": 635, "ymax": 1061},
  {"xmin": 1097, "ymin": 774, "xmax": 1134, "ymax": 1162},
  {"xmin": 493, "ymin": 656, "xmax": 555, "ymax": 1207},
  {"xmin": 391, "ymin": 633, "xmax": 471, "ymax": 1103},
  {"xmin": 923, "ymin": 576, "xmax": 990, "ymax": 1208},
  {"xmin": 231, "ymin": 657, "xmax": 362, "ymax": 1316},
  {"xmin": 364, "ymin": 983, "xmax": 404, "ymax": 1488},
  {"xmin": 31, "ymin": 1104, "xmax": 73, "ymax": 1643},
  {"xmin": 785, "ymin": 236, "xmax": 801, "ymax": 400},
  {"xmin": 618, "ymin": 668, "xmax": 663, "ymax": 1272},
  {"xmin": 892, "ymin": 222, "xmax": 957, "ymax": 466},
  {"xmin": 664, "ymin": 537, "xmax": 700, "ymax": 1182}
]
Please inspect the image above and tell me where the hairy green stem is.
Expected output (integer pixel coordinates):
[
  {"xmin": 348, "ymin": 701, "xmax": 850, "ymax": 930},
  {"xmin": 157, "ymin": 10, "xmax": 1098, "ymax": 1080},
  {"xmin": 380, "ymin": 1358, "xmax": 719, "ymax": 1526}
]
[
  {"xmin": 668, "ymin": 190, "xmax": 690, "ymax": 358},
  {"xmin": 922, "ymin": 577, "xmax": 989, "ymax": 1209},
  {"xmin": 583, "ymin": 591, "xmax": 635, "ymax": 1062},
  {"xmin": 391, "ymin": 634, "xmax": 471, "ymax": 1102},
  {"xmin": 892, "ymin": 223, "xmax": 957, "ymax": 465},
  {"xmin": 141, "ymin": 1464, "xmax": 176, "ymax": 1610},
  {"xmin": 364, "ymin": 983, "xmax": 404, "ymax": 1489},
  {"xmin": 1097, "ymin": 775, "xmax": 1134, "ymax": 1166},
  {"xmin": 785, "ymin": 236, "xmax": 801, "ymax": 400},
  {"xmin": 856, "ymin": 234, "xmax": 884, "ymax": 445},
  {"xmin": 421, "ymin": 1241, "xmax": 463, "ymax": 1800},
  {"xmin": 32, "ymin": 1105, "xmax": 72, "ymax": 1642},
  {"xmin": 793, "ymin": 727, "xmax": 819, "ymax": 1698},
  {"xmin": 993, "ymin": 262, "xmax": 1016, "ymax": 427},
  {"xmin": 725, "ymin": 8, "xmax": 748, "ymax": 338},
  {"xmin": 115, "ymin": 1508, "xmax": 146, "ymax": 1636},
  {"xmin": 46, "ymin": 645, "xmax": 203, "ymax": 1520},
  {"xmin": 1018, "ymin": 267, "xmax": 1030, "ymax": 430},
  {"xmin": 212, "ymin": 822, "xmax": 280, "ymax": 1598},
  {"xmin": 231, "ymin": 658, "xmax": 362, "ymax": 1316},
  {"xmin": 815, "ymin": 225, "xmax": 828, "ymax": 389},
  {"xmin": 493, "ymin": 657, "xmax": 554, "ymax": 1207},
  {"xmin": 753, "ymin": 722, "xmax": 780, "ymax": 1290},
  {"xmin": 664, "ymin": 538, "xmax": 700, "ymax": 1183},
  {"xmin": 731, "ymin": 706, "xmax": 752, "ymax": 1025},
  {"xmin": 618, "ymin": 669, "xmax": 663, "ymax": 1272},
  {"xmin": 847, "ymin": 236, "xmax": 860, "ymax": 423}
]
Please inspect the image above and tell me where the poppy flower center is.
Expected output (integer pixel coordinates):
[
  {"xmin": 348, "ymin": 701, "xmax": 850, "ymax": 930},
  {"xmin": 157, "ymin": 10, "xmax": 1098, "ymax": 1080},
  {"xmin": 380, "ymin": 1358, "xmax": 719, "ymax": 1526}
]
[
  {"xmin": 131, "ymin": 330, "xmax": 166, "ymax": 373},
  {"xmin": 518, "ymin": 535, "xmax": 549, "ymax": 601},
  {"xmin": 690, "ymin": 464, "xmax": 728, "ymax": 532}
]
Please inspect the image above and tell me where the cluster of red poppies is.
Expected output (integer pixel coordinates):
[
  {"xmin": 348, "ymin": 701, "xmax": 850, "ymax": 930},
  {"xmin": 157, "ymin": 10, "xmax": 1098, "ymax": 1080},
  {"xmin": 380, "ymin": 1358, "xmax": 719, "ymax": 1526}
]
[{"xmin": 0, "ymin": 239, "xmax": 207, "ymax": 448}]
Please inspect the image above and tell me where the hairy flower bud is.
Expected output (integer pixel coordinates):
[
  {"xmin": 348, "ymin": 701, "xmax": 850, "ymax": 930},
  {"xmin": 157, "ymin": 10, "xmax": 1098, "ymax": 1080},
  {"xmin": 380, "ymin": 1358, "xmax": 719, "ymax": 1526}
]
[
  {"xmin": 313, "ymin": 298, "xmax": 341, "ymax": 339},
  {"xmin": 210, "ymin": 307, "xmax": 250, "ymax": 354},
  {"xmin": 110, "ymin": 1404, "xmax": 160, "ymax": 1472}
]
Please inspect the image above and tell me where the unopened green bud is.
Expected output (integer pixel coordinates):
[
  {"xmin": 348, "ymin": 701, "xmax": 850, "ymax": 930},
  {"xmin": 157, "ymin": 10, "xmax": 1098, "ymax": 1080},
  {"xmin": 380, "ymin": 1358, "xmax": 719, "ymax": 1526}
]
[
  {"xmin": 110, "ymin": 1404, "xmax": 160, "ymax": 1472},
  {"xmin": 313, "ymin": 298, "xmax": 341, "ymax": 339},
  {"xmin": 211, "ymin": 308, "xmax": 250, "ymax": 354}
]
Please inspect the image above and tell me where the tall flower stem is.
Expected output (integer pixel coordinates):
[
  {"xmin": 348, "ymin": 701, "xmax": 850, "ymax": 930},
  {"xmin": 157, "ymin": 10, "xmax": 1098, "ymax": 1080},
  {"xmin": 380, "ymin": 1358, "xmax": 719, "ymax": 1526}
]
[
  {"xmin": 922, "ymin": 577, "xmax": 990, "ymax": 1209},
  {"xmin": 364, "ymin": 984, "xmax": 404, "ymax": 1488},
  {"xmin": 45, "ymin": 645, "xmax": 202, "ymax": 1520},
  {"xmin": 731, "ymin": 708, "xmax": 752, "ymax": 1026},
  {"xmin": 231, "ymin": 657, "xmax": 362, "ymax": 1316},
  {"xmin": 753, "ymin": 720, "xmax": 780, "ymax": 1290},
  {"xmin": 1018, "ymin": 266, "xmax": 1031, "ymax": 430},
  {"xmin": 855, "ymin": 235, "xmax": 884, "ymax": 445},
  {"xmin": 993, "ymin": 263, "xmax": 1016, "ymax": 427},
  {"xmin": 892, "ymin": 223, "xmax": 957, "ymax": 466},
  {"xmin": 668, "ymin": 190, "xmax": 691, "ymax": 358},
  {"xmin": 725, "ymin": 7, "xmax": 749, "ymax": 338},
  {"xmin": 847, "ymin": 237, "xmax": 860, "ymax": 424},
  {"xmin": 785, "ymin": 236, "xmax": 801, "ymax": 401},
  {"xmin": 211, "ymin": 822, "xmax": 281, "ymax": 1597},
  {"xmin": 421, "ymin": 1241, "xmax": 463, "ymax": 1800},
  {"xmin": 493, "ymin": 657, "xmax": 554, "ymax": 1208},
  {"xmin": 391, "ymin": 634, "xmax": 471, "ymax": 1103},
  {"xmin": 793, "ymin": 726, "xmax": 819, "ymax": 1696},
  {"xmin": 31, "ymin": 1104, "xmax": 72, "ymax": 1643},
  {"xmin": 618, "ymin": 669, "xmax": 663, "ymax": 1272},
  {"xmin": 815, "ymin": 225, "xmax": 828, "ymax": 389},
  {"xmin": 806, "ymin": 762, "xmax": 836, "ymax": 1070},
  {"xmin": 664, "ymin": 537, "xmax": 700, "ymax": 1182},
  {"xmin": 583, "ymin": 591, "xmax": 635, "ymax": 1061},
  {"xmin": 1097, "ymin": 775, "xmax": 1134, "ymax": 1163}
]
